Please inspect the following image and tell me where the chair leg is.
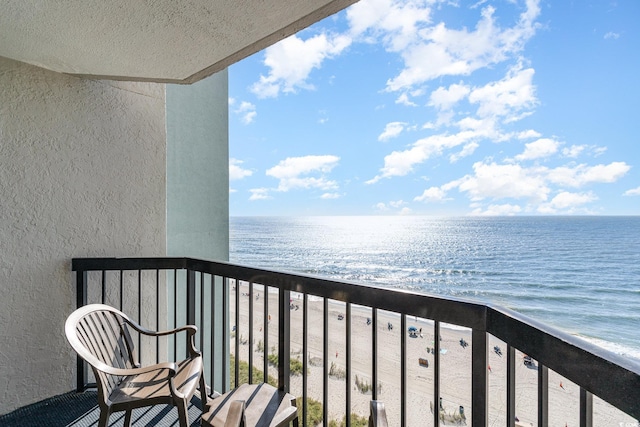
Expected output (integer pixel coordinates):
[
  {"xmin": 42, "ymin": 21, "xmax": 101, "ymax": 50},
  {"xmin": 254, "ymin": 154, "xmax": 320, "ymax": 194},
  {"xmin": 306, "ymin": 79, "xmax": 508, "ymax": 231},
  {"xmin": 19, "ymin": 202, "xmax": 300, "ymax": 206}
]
[
  {"xmin": 98, "ymin": 408, "xmax": 111, "ymax": 427},
  {"xmin": 177, "ymin": 399, "xmax": 189, "ymax": 427},
  {"xmin": 199, "ymin": 371, "xmax": 209, "ymax": 410},
  {"xmin": 123, "ymin": 409, "xmax": 133, "ymax": 427}
]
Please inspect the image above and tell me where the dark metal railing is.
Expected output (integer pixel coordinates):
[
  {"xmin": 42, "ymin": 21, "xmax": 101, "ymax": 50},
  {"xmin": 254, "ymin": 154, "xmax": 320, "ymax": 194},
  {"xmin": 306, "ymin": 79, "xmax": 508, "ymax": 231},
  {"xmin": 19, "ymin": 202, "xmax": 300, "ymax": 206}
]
[{"xmin": 72, "ymin": 257, "xmax": 640, "ymax": 426}]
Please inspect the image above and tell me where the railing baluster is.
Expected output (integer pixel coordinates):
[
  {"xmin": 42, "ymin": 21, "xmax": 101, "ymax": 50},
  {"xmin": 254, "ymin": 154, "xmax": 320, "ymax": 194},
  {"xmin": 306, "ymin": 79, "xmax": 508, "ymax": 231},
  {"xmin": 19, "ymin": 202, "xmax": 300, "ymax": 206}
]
[
  {"xmin": 372, "ymin": 307, "xmax": 378, "ymax": 401},
  {"xmin": 211, "ymin": 275, "xmax": 218, "ymax": 392},
  {"xmin": 155, "ymin": 269, "xmax": 159, "ymax": 364},
  {"xmin": 200, "ymin": 272, "xmax": 204, "ymax": 360},
  {"xmin": 248, "ymin": 281, "xmax": 254, "ymax": 384},
  {"xmin": 303, "ymin": 293, "xmax": 308, "ymax": 427},
  {"xmin": 76, "ymin": 269, "xmax": 88, "ymax": 392},
  {"xmin": 401, "ymin": 313, "xmax": 406, "ymax": 427},
  {"xmin": 278, "ymin": 288, "xmax": 290, "ymax": 392},
  {"xmin": 507, "ymin": 344, "xmax": 516, "ymax": 427},
  {"xmin": 264, "ymin": 284, "xmax": 269, "ymax": 381},
  {"xmin": 346, "ymin": 303, "xmax": 352, "ymax": 427},
  {"xmin": 323, "ymin": 297, "xmax": 329, "ymax": 425},
  {"xmin": 101, "ymin": 270, "xmax": 106, "ymax": 304},
  {"xmin": 233, "ymin": 280, "xmax": 239, "ymax": 389},
  {"xmin": 119, "ymin": 269, "xmax": 123, "ymax": 311},
  {"xmin": 471, "ymin": 329, "xmax": 487, "ymax": 427},
  {"xmin": 187, "ymin": 269, "xmax": 196, "ymax": 362},
  {"xmin": 580, "ymin": 387, "xmax": 593, "ymax": 427},
  {"xmin": 138, "ymin": 270, "xmax": 142, "ymax": 363},
  {"xmin": 222, "ymin": 276, "xmax": 228, "ymax": 393},
  {"xmin": 538, "ymin": 364, "xmax": 548, "ymax": 427},
  {"xmin": 434, "ymin": 321, "xmax": 440, "ymax": 427},
  {"xmin": 173, "ymin": 269, "xmax": 177, "ymax": 361}
]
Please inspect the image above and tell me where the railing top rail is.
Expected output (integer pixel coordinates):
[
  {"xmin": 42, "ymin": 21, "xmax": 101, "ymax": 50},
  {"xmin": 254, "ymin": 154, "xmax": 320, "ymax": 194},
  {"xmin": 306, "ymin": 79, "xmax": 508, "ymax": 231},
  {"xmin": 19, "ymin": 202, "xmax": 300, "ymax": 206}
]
[
  {"xmin": 73, "ymin": 257, "xmax": 488, "ymax": 329},
  {"xmin": 73, "ymin": 256, "xmax": 640, "ymax": 419},
  {"xmin": 73, "ymin": 257, "xmax": 188, "ymax": 271}
]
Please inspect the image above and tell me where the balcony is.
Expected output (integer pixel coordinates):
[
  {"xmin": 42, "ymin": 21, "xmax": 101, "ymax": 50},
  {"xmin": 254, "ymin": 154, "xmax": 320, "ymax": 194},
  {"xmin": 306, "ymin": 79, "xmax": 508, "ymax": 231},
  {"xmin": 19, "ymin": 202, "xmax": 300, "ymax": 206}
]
[{"xmin": 4, "ymin": 257, "xmax": 638, "ymax": 426}]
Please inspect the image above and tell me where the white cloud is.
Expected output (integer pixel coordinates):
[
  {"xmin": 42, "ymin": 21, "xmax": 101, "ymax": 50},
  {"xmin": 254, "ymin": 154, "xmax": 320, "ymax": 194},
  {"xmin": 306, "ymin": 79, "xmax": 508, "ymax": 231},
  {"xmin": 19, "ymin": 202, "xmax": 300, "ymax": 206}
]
[
  {"xmin": 560, "ymin": 145, "xmax": 608, "ymax": 159},
  {"xmin": 266, "ymin": 155, "xmax": 340, "ymax": 191},
  {"xmin": 367, "ymin": 129, "xmax": 487, "ymax": 183},
  {"xmin": 593, "ymin": 146, "xmax": 607, "ymax": 157},
  {"xmin": 321, "ymin": 192, "xmax": 342, "ymax": 199},
  {"xmin": 562, "ymin": 144, "xmax": 586, "ymax": 158},
  {"xmin": 385, "ymin": 1, "xmax": 541, "ymax": 91},
  {"xmin": 429, "ymin": 82, "xmax": 471, "ymax": 111},
  {"xmin": 537, "ymin": 191, "xmax": 597, "ymax": 213},
  {"xmin": 229, "ymin": 158, "xmax": 253, "ymax": 181},
  {"xmin": 514, "ymin": 138, "xmax": 559, "ymax": 161},
  {"xmin": 468, "ymin": 65, "xmax": 537, "ymax": 121},
  {"xmin": 395, "ymin": 93, "xmax": 418, "ymax": 106},
  {"xmin": 375, "ymin": 202, "xmax": 390, "ymax": 211},
  {"xmin": 251, "ymin": 33, "xmax": 351, "ymax": 98},
  {"xmin": 443, "ymin": 160, "xmax": 629, "ymax": 212},
  {"xmin": 249, "ymin": 188, "xmax": 271, "ymax": 201},
  {"xmin": 414, "ymin": 186, "xmax": 448, "ymax": 202},
  {"xmin": 604, "ymin": 32, "xmax": 620, "ymax": 40},
  {"xmin": 399, "ymin": 207, "xmax": 413, "ymax": 215},
  {"xmin": 237, "ymin": 101, "xmax": 257, "ymax": 124},
  {"xmin": 624, "ymin": 187, "xmax": 640, "ymax": 196},
  {"xmin": 470, "ymin": 203, "xmax": 522, "ymax": 216},
  {"xmin": 347, "ymin": 0, "xmax": 434, "ymax": 51},
  {"xmin": 516, "ymin": 129, "xmax": 542, "ymax": 139},
  {"xmin": 378, "ymin": 122, "xmax": 407, "ymax": 141},
  {"xmin": 449, "ymin": 142, "xmax": 479, "ymax": 163},
  {"xmin": 546, "ymin": 162, "xmax": 631, "ymax": 187},
  {"xmin": 389, "ymin": 199, "xmax": 406, "ymax": 208},
  {"xmin": 453, "ymin": 161, "xmax": 550, "ymax": 202}
]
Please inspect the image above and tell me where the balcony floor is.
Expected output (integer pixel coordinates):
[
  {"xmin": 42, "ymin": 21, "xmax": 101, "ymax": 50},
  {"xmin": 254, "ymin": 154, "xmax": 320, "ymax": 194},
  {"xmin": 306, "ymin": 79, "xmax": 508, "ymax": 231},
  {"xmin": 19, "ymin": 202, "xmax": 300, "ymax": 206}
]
[{"xmin": 0, "ymin": 391, "xmax": 204, "ymax": 427}]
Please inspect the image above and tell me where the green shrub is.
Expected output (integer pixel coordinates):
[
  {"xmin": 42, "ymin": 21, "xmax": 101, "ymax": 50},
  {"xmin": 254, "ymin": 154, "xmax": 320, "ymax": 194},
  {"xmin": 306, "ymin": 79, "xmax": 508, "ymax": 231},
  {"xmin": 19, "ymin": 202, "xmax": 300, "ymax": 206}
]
[
  {"xmin": 229, "ymin": 355, "xmax": 276, "ymax": 387},
  {"xmin": 329, "ymin": 362, "xmax": 346, "ymax": 380},
  {"xmin": 354, "ymin": 375, "xmax": 381, "ymax": 394},
  {"xmin": 266, "ymin": 353, "xmax": 305, "ymax": 376},
  {"xmin": 296, "ymin": 397, "xmax": 323, "ymax": 427},
  {"xmin": 328, "ymin": 413, "xmax": 370, "ymax": 427}
]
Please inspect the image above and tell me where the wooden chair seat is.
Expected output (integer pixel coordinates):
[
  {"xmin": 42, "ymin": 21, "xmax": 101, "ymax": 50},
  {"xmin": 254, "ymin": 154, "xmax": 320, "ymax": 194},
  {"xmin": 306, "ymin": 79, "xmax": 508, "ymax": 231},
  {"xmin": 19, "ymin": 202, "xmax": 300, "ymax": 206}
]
[{"xmin": 110, "ymin": 356, "xmax": 203, "ymax": 405}]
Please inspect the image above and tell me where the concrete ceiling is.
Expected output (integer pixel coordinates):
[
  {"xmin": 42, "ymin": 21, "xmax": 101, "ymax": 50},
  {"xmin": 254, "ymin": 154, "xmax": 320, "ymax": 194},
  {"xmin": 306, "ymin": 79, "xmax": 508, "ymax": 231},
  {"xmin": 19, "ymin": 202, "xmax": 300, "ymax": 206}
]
[{"xmin": 0, "ymin": 0, "xmax": 358, "ymax": 84}]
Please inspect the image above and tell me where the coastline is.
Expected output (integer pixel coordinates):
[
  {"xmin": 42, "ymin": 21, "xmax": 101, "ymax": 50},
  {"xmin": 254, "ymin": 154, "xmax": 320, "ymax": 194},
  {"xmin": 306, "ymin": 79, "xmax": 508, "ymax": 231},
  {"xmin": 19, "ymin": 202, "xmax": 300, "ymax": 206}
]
[
  {"xmin": 230, "ymin": 283, "xmax": 637, "ymax": 426},
  {"xmin": 230, "ymin": 216, "xmax": 640, "ymax": 363}
]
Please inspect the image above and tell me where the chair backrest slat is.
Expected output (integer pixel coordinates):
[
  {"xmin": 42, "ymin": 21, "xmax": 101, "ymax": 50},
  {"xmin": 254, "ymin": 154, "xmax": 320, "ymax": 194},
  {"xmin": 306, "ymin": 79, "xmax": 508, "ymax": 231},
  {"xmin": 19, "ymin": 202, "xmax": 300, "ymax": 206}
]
[
  {"xmin": 69, "ymin": 306, "xmax": 139, "ymax": 402},
  {"xmin": 76, "ymin": 322, "xmax": 120, "ymax": 393},
  {"xmin": 99, "ymin": 311, "xmax": 133, "ymax": 369},
  {"xmin": 84, "ymin": 312, "xmax": 128, "ymax": 370}
]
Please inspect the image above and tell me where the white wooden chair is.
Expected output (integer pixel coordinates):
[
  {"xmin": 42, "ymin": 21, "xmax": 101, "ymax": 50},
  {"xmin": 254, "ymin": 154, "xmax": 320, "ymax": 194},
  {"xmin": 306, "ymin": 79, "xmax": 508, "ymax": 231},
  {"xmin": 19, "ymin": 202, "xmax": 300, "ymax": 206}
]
[{"xmin": 65, "ymin": 304, "xmax": 208, "ymax": 427}]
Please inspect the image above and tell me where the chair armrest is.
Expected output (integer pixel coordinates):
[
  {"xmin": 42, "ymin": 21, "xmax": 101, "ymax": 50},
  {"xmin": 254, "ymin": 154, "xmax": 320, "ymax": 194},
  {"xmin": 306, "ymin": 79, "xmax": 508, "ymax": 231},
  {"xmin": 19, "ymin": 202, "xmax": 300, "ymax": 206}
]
[
  {"xmin": 224, "ymin": 400, "xmax": 246, "ymax": 427},
  {"xmin": 97, "ymin": 361, "xmax": 178, "ymax": 378},
  {"xmin": 269, "ymin": 406, "xmax": 298, "ymax": 427},
  {"xmin": 123, "ymin": 320, "xmax": 201, "ymax": 356},
  {"xmin": 124, "ymin": 320, "xmax": 197, "ymax": 338}
]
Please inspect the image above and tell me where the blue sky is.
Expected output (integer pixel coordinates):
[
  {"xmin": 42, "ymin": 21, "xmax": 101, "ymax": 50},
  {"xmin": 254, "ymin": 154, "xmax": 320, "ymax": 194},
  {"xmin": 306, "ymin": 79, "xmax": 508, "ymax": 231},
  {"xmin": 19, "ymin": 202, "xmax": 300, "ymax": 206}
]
[{"xmin": 228, "ymin": 0, "xmax": 640, "ymax": 216}]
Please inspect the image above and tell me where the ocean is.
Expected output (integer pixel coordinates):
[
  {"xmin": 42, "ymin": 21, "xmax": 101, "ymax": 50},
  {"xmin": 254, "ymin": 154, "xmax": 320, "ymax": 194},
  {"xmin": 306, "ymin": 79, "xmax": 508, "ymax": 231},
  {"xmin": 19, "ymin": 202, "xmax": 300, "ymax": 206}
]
[{"xmin": 230, "ymin": 216, "xmax": 640, "ymax": 361}]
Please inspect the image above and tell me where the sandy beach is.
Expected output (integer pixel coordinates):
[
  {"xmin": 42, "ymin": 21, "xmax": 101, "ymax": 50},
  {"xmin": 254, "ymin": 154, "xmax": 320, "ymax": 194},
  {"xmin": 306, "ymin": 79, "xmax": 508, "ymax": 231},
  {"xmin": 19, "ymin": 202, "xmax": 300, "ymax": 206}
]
[{"xmin": 230, "ymin": 283, "xmax": 635, "ymax": 427}]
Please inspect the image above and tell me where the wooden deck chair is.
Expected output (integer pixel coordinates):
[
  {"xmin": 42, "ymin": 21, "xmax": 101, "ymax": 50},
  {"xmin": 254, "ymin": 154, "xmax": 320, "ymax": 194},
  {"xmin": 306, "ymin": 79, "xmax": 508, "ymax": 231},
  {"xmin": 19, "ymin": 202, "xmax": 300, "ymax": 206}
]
[{"xmin": 65, "ymin": 304, "xmax": 208, "ymax": 427}]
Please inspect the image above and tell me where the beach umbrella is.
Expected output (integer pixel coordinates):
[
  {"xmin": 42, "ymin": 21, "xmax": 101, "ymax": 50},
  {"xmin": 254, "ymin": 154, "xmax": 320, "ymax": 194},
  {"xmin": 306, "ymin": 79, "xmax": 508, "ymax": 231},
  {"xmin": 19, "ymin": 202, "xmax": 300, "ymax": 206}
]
[{"xmin": 408, "ymin": 326, "xmax": 417, "ymax": 332}]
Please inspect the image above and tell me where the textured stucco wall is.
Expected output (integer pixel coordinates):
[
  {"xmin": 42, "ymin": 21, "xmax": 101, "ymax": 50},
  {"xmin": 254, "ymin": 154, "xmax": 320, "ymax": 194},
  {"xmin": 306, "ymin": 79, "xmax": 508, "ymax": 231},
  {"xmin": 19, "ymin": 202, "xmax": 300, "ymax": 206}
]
[{"xmin": 0, "ymin": 57, "xmax": 167, "ymax": 414}]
